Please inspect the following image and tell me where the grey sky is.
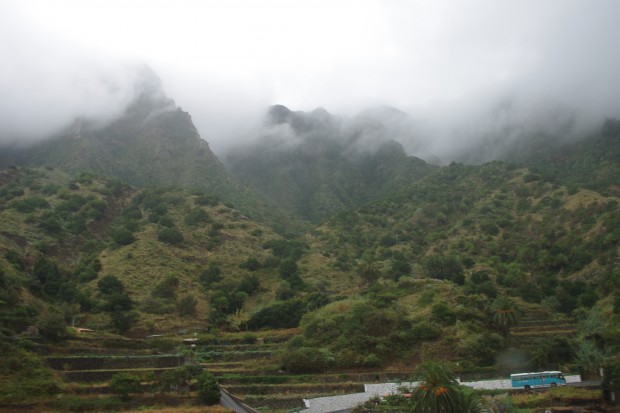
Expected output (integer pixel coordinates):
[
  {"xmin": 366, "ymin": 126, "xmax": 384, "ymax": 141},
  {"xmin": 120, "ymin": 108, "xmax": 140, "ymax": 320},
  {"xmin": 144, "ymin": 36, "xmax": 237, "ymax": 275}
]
[{"xmin": 1, "ymin": 0, "xmax": 619, "ymax": 156}]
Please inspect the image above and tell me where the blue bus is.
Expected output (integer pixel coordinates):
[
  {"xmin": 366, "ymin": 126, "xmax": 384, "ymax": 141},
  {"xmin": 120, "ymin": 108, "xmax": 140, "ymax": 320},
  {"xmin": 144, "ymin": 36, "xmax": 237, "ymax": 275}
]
[{"xmin": 510, "ymin": 371, "xmax": 566, "ymax": 389}]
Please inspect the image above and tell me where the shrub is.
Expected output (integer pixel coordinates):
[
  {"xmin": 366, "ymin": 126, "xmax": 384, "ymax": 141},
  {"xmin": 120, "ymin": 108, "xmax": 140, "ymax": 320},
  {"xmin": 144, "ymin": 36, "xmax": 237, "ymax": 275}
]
[
  {"xmin": 98, "ymin": 275, "xmax": 125, "ymax": 296},
  {"xmin": 109, "ymin": 372, "xmax": 143, "ymax": 400},
  {"xmin": 111, "ymin": 228, "xmax": 135, "ymax": 246},
  {"xmin": 0, "ymin": 346, "xmax": 62, "ymax": 404},
  {"xmin": 281, "ymin": 347, "xmax": 334, "ymax": 373},
  {"xmin": 421, "ymin": 254, "xmax": 464, "ymax": 284},
  {"xmin": 177, "ymin": 294, "xmax": 197, "ymax": 317},
  {"xmin": 196, "ymin": 372, "xmax": 220, "ymax": 404},
  {"xmin": 195, "ymin": 194, "xmax": 219, "ymax": 206},
  {"xmin": 184, "ymin": 208, "xmax": 211, "ymax": 226},
  {"xmin": 11, "ymin": 197, "xmax": 49, "ymax": 213},
  {"xmin": 152, "ymin": 275, "xmax": 179, "ymax": 299},
  {"xmin": 247, "ymin": 299, "xmax": 308, "ymax": 330},
  {"xmin": 157, "ymin": 227, "xmax": 184, "ymax": 245},
  {"xmin": 200, "ymin": 263, "xmax": 222, "ymax": 287},
  {"xmin": 36, "ymin": 308, "xmax": 67, "ymax": 340},
  {"xmin": 410, "ymin": 321, "xmax": 441, "ymax": 340}
]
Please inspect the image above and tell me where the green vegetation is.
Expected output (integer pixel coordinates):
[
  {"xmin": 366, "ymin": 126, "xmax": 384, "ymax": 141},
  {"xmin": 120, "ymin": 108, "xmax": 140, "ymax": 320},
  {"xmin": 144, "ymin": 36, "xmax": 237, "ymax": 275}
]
[
  {"xmin": 1, "ymin": 112, "xmax": 620, "ymax": 411},
  {"xmin": 0, "ymin": 341, "xmax": 63, "ymax": 404},
  {"xmin": 196, "ymin": 371, "xmax": 220, "ymax": 405}
]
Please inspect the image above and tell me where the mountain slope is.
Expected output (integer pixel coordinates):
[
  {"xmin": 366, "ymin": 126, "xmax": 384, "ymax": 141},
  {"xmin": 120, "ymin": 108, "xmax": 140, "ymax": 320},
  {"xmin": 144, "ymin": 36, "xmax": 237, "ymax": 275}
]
[
  {"xmin": 0, "ymin": 166, "xmax": 294, "ymax": 334},
  {"xmin": 225, "ymin": 105, "xmax": 436, "ymax": 223},
  {"xmin": 505, "ymin": 118, "xmax": 620, "ymax": 197},
  {"xmin": 0, "ymin": 78, "xmax": 303, "ymax": 233}
]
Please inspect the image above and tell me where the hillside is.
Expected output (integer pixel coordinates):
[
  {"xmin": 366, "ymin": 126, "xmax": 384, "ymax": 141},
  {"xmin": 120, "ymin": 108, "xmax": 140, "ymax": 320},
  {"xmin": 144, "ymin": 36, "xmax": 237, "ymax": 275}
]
[
  {"xmin": 0, "ymin": 167, "xmax": 303, "ymax": 337},
  {"xmin": 506, "ymin": 118, "xmax": 620, "ymax": 197},
  {"xmin": 0, "ymin": 77, "xmax": 303, "ymax": 233},
  {"xmin": 225, "ymin": 105, "xmax": 436, "ymax": 223},
  {"xmin": 1, "ymin": 105, "xmax": 620, "ymax": 411}
]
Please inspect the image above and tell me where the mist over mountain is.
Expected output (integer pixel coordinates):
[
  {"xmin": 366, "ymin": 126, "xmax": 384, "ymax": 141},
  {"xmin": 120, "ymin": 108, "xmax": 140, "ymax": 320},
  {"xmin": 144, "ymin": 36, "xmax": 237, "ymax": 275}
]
[
  {"xmin": 0, "ymin": 72, "xmax": 303, "ymax": 231},
  {"xmin": 225, "ymin": 104, "xmax": 436, "ymax": 222}
]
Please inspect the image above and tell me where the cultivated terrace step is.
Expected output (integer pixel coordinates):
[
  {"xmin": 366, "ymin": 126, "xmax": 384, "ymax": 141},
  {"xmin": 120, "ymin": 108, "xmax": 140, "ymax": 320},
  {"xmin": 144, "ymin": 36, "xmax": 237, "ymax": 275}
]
[
  {"xmin": 243, "ymin": 394, "xmax": 307, "ymax": 410},
  {"xmin": 225, "ymin": 382, "xmax": 365, "ymax": 396},
  {"xmin": 195, "ymin": 349, "xmax": 281, "ymax": 362},
  {"xmin": 215, "ymin": 372, "xmax": 412, "ymax": 385},
  {"xmin": 60, "ymin": 367, "xmax": 177, "ymax": 383},
  {"xmin": 511, "ymin": 324, "xmax": 577, "ymax": 333},
  {"xmin": 45, "ymin": 354, "xmax": 184, "ymax": 371},
  {"xmin": 197, "ymin": 343, "xmax": 282, "ymax": 352},
  {"xmin": 517, "ymin": 318, "xmax": 575, "ymax": 327}
]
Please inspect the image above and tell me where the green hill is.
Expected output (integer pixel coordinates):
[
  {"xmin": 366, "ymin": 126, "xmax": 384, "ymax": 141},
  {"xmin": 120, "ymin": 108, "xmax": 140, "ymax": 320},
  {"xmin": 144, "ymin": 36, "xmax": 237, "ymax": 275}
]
[
  {"xmin": 0, "ymin": 81, "xmax": 303, "ymax": 234},
  {"xmin": 225, "ymin": 105, "xmax": 436, "ymax": 223},
  {"xmin": 1, "ymin": 97, "xmax": 620, "ymax": 410}
]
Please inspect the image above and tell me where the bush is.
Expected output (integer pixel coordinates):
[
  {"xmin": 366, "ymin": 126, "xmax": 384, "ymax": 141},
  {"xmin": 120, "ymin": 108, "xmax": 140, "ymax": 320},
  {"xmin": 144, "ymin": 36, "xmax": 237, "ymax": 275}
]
[
  {"xmin": 184, "ymin": 208, "xmax": 211, "ymax": 226},
  {"xmin": 157, "ymin": 227, "xmax": 184, "ymax": 245},
  {"xmin": 431, "ymin": 303, "xmax": 456, "ymax": 326},
  {"xmin": 195, "ymin": 194, "xmax": 219, "ymax": 206},
  {"xmin": 247, "ymin": 299, "xmax": 308, "ymax": 330},
  {"xmin": 11, "ymin": 197, "xmax": 49, "ymax": 213},
  {"xmin": 196, "ymin": 371, "xmax": 220, "ymax": 405},
  {"xmin": 0, "ymin": 346, "xmax": 63, "ymax": 404},
  {"xmin": 421, "ymin": 254, "xmax": 464, "ymax": 284},
  {"xmin": 281, "ymin": 347, "xmax": 334, "ymax": 373},
  {"xmin": 200, "ymin": 263, "xmax": 222, "ymax": 287},
  {"xmin": 97, "ymin": 275, "xmax": 125, "ymax": 296},
  {"xmin": 177, "ymin": 295, "xmax": 197, "ymax": 317},
  {"xmin": 111, "ymin": 228, "xmax": 135, "ymax": 246},
  {"xmin": 109, "ymin": 372, "xmax": 143, "ymax": 400},
  {"xmin": 152, "ymin": 275, "xmax": 179, "ymax": 299},
  {"xmin": 410, "ymin": 321, "xmax": 441, "ymax": 340},
  {"xmin": 36, "ymin": 308, "xmax": 67, "ymax": 340}
]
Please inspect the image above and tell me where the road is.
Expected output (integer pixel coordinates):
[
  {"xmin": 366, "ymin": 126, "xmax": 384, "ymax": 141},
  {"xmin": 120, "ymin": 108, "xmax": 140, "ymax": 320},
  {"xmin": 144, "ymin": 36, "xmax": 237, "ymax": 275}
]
[
  {"xmin": 300, "ymin": 375, "xmax": 583, "ymax": 413},
  {"xmin": 220, "ymin": 388, "xmax": 257, "ymax": 413}
]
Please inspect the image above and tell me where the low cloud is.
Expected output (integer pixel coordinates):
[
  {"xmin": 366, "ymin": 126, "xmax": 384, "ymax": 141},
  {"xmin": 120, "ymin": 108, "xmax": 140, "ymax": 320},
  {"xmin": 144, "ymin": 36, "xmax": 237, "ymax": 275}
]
[
  {"xmin": 1, "ymin": 0, "xmax": 619, "ymax": 162},
  {"xmin": 0, "ymin": 5, "xmax": 146, "ymax": 145}
]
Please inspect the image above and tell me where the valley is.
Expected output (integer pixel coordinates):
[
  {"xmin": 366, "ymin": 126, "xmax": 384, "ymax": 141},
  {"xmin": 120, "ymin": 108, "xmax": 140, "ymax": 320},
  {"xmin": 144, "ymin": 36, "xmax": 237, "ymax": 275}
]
[{"xmin": 0, "ymin": 89, "xmax": 619, "ymax": 412}]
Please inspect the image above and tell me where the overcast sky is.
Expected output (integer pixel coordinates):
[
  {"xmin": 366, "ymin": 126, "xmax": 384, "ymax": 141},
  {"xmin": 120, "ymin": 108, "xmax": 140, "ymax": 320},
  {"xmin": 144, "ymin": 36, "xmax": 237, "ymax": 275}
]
[{"xmin": 1, "ymin": 0, "xmax": 620, "ymax": 155}]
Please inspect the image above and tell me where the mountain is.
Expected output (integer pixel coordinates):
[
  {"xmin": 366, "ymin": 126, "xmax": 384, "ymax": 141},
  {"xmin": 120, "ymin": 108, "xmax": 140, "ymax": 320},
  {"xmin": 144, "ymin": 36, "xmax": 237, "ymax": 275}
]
[
  {"xmin": 0, "ymin": 73, "xmax": 302, "ymax": 232},
  {"xmin": 1, "ymin": 78, "xmax": 620, "ymax": 410},
  {"xmin": 0, "ymin": 167, "xmax": 289, "ymax": 335},
  {"xmin": 225, "ymin": 105, "xmax": 436, "ymax": 223},
  {"xmin": 504, "ymin": 118, "xmax": 620, "ymax": 197}
]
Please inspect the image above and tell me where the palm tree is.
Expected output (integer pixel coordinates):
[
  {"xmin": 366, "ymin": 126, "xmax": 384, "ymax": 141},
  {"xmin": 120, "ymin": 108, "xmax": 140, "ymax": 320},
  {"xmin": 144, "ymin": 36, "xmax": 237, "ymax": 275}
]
[
  {"xmin": 461, "ymin": 388, "xmax": 492, "ymax": 413},
  {"xmin": 357, "ymin": 258, "xmax": 380, "ymax": 285},
  {"xmin": 491, "ymin": 296, "xmax": 519, "ymax": 343},
  {"xmin": 410, "ymin": 362, "xmax": 464, "ymax": 413}
]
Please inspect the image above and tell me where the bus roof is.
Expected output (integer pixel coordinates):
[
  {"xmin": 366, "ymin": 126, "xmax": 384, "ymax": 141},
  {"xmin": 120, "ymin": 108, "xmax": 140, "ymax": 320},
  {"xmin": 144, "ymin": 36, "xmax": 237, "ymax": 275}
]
[{"xmin": 510, "ymin": 371, "xmax": 562, "ymax": 378}]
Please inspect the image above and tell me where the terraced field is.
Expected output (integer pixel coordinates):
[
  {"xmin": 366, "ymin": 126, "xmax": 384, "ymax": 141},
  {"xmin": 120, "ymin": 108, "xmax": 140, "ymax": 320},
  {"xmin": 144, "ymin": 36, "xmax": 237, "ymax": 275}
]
[
  {"xmin": 510, "ymin": 308, "xmax": 577, "ymax": 350},
  {"xmin": 38, "ymin": 331, "xmax": 408, "ymax": 411},
  {"xmin": 40, "ymin": 314, "xmax": 579, "ymax": 413},
  {"xmin": 198, "ymin": 333, "xmax": 410, "ymax": 411}
]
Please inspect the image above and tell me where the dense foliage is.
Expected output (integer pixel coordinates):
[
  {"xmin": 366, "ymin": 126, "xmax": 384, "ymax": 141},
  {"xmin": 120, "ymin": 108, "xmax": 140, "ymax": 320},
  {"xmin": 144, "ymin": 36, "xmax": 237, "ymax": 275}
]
[{"xmin": 0, "ymin": 114, "xmax": 619, "ymax": 407}]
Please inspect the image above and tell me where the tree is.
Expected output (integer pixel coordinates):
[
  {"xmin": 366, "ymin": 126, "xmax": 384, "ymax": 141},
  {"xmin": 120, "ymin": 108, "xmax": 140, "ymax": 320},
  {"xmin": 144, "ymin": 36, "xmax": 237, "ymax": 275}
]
[
  {"xmin": 159, "ymin": 365, "xmax": 202, "ymax": 397},
  {"xmin": 33, "ymin": 257, "xmax": 63, "ymax": 298},
  {"xmin": 196, "ymin": 371, "xmax": 220, "ymax": 405},
  {"xmin": 200, "ymin": 263, "xmax": 222, "ymax": 288},
  {"xmin": 98, "ymin": 275, "xmax": 136, "ymax": 333},
  {"xmin": 177, "ymin": 294, "xmax": 197, "ymax": 317},
  {"xmin": 152, "ymin": 275, "xmax": 179, "ymax": 299},
  {"xmin": 357, "ymin": 258, "xmax": 380, "ymax": 285},
  {"xmin": 410, "ymin": 362, "xmax": 467, "ymax": 413},
  {"xmin": 491, "ymin": 296, "xmax": 518, "ymax": 340},
  {"xmin": 97, "ymin": 275, "xmax": 125, "ymax": 296},
  {"xmin": 36, "ymin": 307, "xmax": 67, "ymax": 340},
  {"xmin": 111, "ymin": 228, "xmax": 135, "ymax": 246},
  {"xmin": 157, "ymin": 227, "xmax": 184, "ymax": 245},
  {"xmin": 421, "ymin": 254, "xmax": 464, "ymax": 285},
  {"xmin": 110, "ymin": 373, "xmax": 143, "ymax": 401}
]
